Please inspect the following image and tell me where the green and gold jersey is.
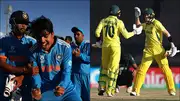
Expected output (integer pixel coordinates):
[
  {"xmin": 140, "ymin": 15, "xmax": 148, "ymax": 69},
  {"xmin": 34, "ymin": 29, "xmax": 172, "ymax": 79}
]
[
  {"xmin": 142, "ymin": 19, "xmax": 166, "ymax": 48},
  {"xmin": 95, "ymin": 15, "xmax": 134, "ymax": 47}
]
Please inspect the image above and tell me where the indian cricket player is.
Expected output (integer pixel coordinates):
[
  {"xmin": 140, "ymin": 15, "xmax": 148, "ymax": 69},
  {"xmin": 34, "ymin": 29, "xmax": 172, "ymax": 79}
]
[
  {"xmin": 95, "ymin": 5, "xmax": 143, "ymax": 97},
  {"xmin": 0, "ymin": 10, "xmax": 37, "ymax": 101},
  {"xmin": 130, "ymin": 7, "xmax": 178, "ymax": 96},
  {"xmin": 30, "ymin": 16, "xmax": 82, "ymax": 101},
  {"xmin": 71, "ymin": 27, "xmax": 90, "ymax": 101}
]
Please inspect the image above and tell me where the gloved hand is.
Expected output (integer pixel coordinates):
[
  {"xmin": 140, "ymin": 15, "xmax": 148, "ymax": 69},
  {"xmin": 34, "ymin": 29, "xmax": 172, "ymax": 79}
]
[
  {"xmin": 92, "ymin": 40, "xmax": 102, "ymax": 48},
  {"xmin": 134, "ymin": 7, "xmax": 141, "ymax": 18},
  {"xmin": 32, "ymin": 88, "xmax": 42, "ymax": 100},
  {"xmin": 11, "ymin": 75, "xmax": 24, "ymax": 90},
  {"xmin": 54, "ymin": 86, "xmax": 65, "ymax": 96},
  {"xmin": 165, "ymin": 43, "xmax": 179, "ymax": 57},
  {"xmin": 133, "ymin": 24, "xmax": 143, "ymax": 35}
]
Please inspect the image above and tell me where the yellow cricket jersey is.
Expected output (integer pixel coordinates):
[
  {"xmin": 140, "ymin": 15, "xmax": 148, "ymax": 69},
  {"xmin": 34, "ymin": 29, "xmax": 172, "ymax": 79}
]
[
  {"xmin": 142, "ymin": 19, "xmax": 166, "ymax": 48},
  {"xmin": 95, "ymin": 16, "xmax": 134, "ymax": 47}
]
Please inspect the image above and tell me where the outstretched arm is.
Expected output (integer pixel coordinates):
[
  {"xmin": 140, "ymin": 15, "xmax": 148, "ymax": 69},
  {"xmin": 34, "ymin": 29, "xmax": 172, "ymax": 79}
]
[{"xmin": 155, "ymin": 20, "xmax": 178, "ymax": 57}]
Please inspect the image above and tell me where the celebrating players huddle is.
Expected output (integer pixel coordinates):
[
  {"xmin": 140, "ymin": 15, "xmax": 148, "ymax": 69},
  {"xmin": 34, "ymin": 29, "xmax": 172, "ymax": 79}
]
[
  {"xmin": 94, "ymin": 5, "xmax": 179, "ymax": 97},
  {"xmin": 0, "ymin": 10, "xmax": 90, "ymax": 101}
]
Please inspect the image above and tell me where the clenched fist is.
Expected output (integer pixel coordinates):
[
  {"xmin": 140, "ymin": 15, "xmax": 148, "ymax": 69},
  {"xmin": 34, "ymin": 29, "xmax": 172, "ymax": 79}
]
[
  {"xmin": 54, "ymin": 86, "xmax": 65, "ymax": 96},
  {"xmin": 32, "ymin": 88, "xmax": 42, "ymax": 100}
]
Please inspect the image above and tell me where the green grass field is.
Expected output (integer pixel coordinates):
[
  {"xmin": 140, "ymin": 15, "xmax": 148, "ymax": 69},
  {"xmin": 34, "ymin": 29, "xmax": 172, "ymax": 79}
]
[{"xmin": 90, "ymin": 88, "xmax": 180, "ymax": 101}]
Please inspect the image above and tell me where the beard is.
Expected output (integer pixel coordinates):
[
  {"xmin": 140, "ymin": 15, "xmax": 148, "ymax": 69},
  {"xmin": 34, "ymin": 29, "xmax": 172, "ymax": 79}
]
[{"xmin": 19, "ymin": 28, "xmax": 26, "ymax": 34}]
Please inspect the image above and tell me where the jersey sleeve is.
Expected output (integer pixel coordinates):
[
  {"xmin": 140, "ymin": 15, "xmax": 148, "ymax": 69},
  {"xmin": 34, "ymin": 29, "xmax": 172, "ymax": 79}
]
[
  {"xmin": 119, "ymin": 20, "xmax": 134, "ymax": 39},
  {"xmin": 0, "ymin": 38, "xmax": 7, "ymax": 59},
  {"xmin": 79, "ymin": 43, "xmax": 90, "ymax": 63},
  {"xmin": 30, "ymin": 53, "xmax": 42, "ymax": 89},
  {"xmin": 58, "ymin": 46, "xmax": 72, "ymax": 88},
  {"xmin": 154, "ymin": 20, "xmax": 166, "ymax": 32},
  {"xmin": 95, "ymin": 19, "xmax": 104, "ymax": 38}
]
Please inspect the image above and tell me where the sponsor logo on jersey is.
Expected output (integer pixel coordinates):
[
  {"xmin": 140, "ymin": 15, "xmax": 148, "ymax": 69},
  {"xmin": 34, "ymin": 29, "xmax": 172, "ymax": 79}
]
[{"xmin": 8, "ymin": 46, "xmax": 16, "ymax": 53}]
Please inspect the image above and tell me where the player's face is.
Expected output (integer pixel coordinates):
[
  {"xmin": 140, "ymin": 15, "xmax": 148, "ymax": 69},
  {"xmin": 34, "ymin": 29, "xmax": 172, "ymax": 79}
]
[
  {"xmin": 117, "ymin": 12, "xmax": 121, "ymax": 19},
  {"xmin": 14, "ymin": 24, "xmax": 28, "ymax": 35},
  {"xmin": 74, "ymin": 31, "xmax": 84, "ymax": 44},
  {"xmin": 144, "ymin": 15, "xmax": 151, "ymax": 23},
  {"xmin": 38, "ymin": 30, "xmax": 54, "ymax": 51}
]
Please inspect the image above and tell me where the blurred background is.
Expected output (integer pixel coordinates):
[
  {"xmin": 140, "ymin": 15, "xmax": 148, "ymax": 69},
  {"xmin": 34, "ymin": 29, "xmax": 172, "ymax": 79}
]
[{"xmin": 0, "ymin": 0, "xmax": 90, "ymax": 41}]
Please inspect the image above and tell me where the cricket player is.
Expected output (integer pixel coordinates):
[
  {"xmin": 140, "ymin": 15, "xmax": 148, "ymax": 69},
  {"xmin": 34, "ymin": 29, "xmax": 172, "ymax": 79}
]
[
  {"xmin": 71, "ymin": 27, "xmax": 90, "ymax": 101},
  {"xmin": 0, "ymin": 10, "xmax": 38, "ymax": 101},
  {"xmin": 30, "ymin": 16, "xmax": 82, "ymax": 101},
  {"xmin": 65, "ymin": 36, "xmax": 73, "ymax": 45},
  {"xmin": 115, "ymin": 51, "xmax": 137, "ymax": 93},
  {"xmin": 95, "ymin": 5, "xmax": 143, "ymax": 97},
  {"xmin": 130, "ymin": 7, "xmax": 178, "ymax": 96}
]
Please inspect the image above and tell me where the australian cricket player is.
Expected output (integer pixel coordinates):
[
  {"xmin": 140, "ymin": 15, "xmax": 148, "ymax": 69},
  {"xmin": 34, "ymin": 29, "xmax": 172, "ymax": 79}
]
[
  {"xmin": 95, "ymin": 5, "xmax": 143, "ymax": 97},
  {"xmin": 130, "ymin": 7, "xmax": 178, "ymax": 96}
]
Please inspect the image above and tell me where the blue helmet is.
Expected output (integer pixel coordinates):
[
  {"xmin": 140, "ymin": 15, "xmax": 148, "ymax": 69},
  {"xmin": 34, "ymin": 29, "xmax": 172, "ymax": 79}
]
[
  {"xmin": 9, "ymin": 10, "xmax": 30, "ymax": 25},
  {"xmin": 110, "ymin": 5, "xmax": 121, "ymax": 15}
]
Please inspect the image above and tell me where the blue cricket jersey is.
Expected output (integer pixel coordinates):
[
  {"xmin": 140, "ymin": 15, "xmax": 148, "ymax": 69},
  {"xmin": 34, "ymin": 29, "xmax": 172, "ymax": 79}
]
[
  {"xmin": 31, "ymin": 38, "xmax": 73, "ymax": 91},
  {"xmin": 0, "ymin": 33, "xmax": 36, "ymax": 92},
  {"xmin": 71, "ymin": 40, "xmax": 90, "ymax": 74}
]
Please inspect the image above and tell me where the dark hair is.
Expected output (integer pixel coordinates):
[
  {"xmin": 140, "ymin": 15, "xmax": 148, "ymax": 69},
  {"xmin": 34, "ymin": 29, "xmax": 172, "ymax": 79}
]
[
  {"xmin": 65, "ymin": 36, "xmax": 72, "ymax": 42},
  {"xmin": 31, "ymin": 16, "xmax": 53, "ymax": 37}
]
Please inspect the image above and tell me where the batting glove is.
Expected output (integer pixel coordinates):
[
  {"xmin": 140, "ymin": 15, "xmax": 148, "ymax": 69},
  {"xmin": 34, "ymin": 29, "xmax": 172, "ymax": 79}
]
[
  {"xmin": 133, "ymin": 24, "xmax": 143, "ymax": 35},
  {"xmin": 169, "ymin": 43, "xmax": 178, "ymax": 57},
  {"xmin": 134, "ymin": 7, "xmax": 141, "ymax": 18},
  {"xmin": 92, "ymin": 40, "xmax": 102, "ymax": 48}
]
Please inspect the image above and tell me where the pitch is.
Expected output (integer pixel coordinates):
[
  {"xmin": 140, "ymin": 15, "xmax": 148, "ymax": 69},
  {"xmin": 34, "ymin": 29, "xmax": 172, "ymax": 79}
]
[{"xmin": 91, "ymin": 88, "xmax": 180, "ymax": 101}]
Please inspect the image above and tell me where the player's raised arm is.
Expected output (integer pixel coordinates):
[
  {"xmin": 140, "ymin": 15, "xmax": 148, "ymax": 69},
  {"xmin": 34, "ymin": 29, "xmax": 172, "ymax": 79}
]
[{"xmin": 134, "ymin": 7, "xmax": 142, "ymax": 26}]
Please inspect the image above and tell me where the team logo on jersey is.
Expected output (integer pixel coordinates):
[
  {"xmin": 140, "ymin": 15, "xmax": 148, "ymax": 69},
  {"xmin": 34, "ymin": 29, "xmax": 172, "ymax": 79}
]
[
  {"xmin": 22, "ymin": 12, "xmax": 28, "ymax": 19},
  {"xmin": 40, "ymin": 54, "xmax": 45, "ymax": 64},
  {"xmin": 83, "ymin": 47, "xmax": 87, "ymax": 52},
  {"xmin": 9, "ymin": 46, "xmax": 16, "ymax": 53},
  {"xmin": 56, "ymin": 54, "xmax": 62, "ymax": 61}
]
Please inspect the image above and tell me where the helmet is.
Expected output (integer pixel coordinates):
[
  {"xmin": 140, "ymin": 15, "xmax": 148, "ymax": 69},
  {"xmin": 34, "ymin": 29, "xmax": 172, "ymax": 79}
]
[
  {"xmin": 110, "ymin": 5, "xmax": 121, "ymax": 15},
  {"xmin": 144, "ymin": 8, "xmax": 155, "ymax": 19},
  {"xmin": 9, "ymin": 10, "xmax": 30, "ymax": 25}
]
